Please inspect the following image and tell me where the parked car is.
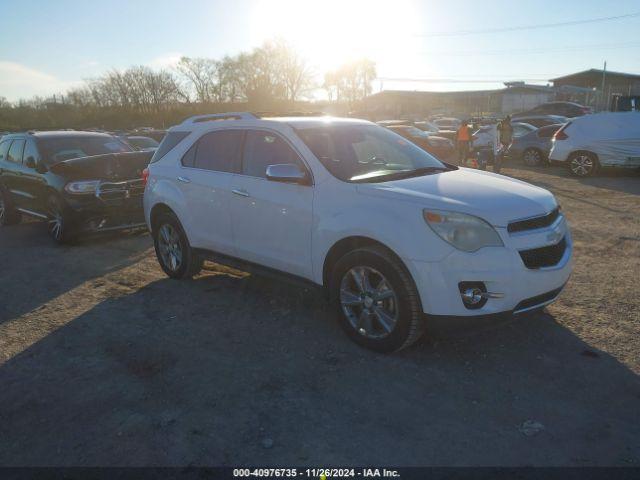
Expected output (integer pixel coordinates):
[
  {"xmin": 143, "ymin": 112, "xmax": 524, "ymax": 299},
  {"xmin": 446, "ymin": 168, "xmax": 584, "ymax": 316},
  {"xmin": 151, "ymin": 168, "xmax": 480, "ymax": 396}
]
[
  {"xmin": 508, "ymin": 115, "xmax": 568, "ymax": 128},
  {"xmin": 385, "ymin": 125, "xmax": 455, "ymax": 161},
  {"xmin": 549, "ymin": 112, "xmax": 640, "ymax": 177},
  {"xmin": 513, "ymin": 101, "xmax": 591, "ymax": 119},
  {"xmin": 129, "ymin": 129, "xmax": 166, "ymax": 143},
  {"xmin": 430, "ymin": 118, "xmax": 460, "ymax": 141},
  {"xmin": 121, "ymin": 135, "xmax": 160, "ymax": 152},
  {"xmin": 472, "ymin": 122, "xmax": 537, "ymax": 152},
  {"xmin": 144, "ymin": 112, "xmax": 572, "ymax": 352},
  {"xmin": 508, "ymin": 124, "xmax": 563, "ymax": 166},
  {"xmin": 413, "ymin": 121, "xmax": 440, "ymax": 133},
  {"xmin": 0, "ymin": 131, "xmax": 151, "ymax": 242}
]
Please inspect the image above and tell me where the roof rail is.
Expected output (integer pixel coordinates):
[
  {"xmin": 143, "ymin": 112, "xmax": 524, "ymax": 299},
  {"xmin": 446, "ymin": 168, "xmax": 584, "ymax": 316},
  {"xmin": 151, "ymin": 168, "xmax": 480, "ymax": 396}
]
[{"xmin": 181, "ymin": 112, "xmax": 258, "ymax": 125}]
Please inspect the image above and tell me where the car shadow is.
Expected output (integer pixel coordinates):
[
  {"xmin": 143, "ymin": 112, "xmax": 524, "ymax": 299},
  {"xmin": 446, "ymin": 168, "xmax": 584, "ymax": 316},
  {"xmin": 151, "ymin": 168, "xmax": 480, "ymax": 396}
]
[
  {"xmin": 0, "ymin": 268, "xmax": 637, "ymax": 466},
  {"xmin": 504, "ymin": 163, "xmax": 640, "ymax": 196},
  {"xmin": 0, "ymin": 222, "xmax": 151, "ymax": 325}
]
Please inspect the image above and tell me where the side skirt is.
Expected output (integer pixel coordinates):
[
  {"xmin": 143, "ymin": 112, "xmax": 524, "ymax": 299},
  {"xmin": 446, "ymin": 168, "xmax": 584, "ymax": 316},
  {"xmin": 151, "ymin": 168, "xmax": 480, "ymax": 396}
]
[{"xmin": 192, "ymin": 248, "xmax": 325, "ymax": 294}]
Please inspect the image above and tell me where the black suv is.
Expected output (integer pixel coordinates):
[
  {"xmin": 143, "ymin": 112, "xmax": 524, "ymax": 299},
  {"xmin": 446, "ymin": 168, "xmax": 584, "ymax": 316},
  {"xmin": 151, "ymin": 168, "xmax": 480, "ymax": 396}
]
[{"xmin": 0, "ymin": 131, "xmax": 152, "ymax": 243}]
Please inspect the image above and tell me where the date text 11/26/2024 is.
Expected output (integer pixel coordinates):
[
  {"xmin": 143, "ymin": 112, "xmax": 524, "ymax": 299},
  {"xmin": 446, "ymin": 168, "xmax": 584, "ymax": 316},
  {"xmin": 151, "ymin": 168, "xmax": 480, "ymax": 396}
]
[{"xmin": 233, "ymin": 468, "xmax": 401, "ymax": 478}]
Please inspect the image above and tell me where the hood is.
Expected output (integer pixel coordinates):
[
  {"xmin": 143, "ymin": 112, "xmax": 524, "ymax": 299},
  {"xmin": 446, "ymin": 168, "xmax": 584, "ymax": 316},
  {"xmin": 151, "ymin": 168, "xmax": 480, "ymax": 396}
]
[
  {"xmin": 49, "ymin": 151, "xmax": 153, "ymax": 180},
  {"xmin": 356, "ymin": 168, "xmax": 557, "ymax": 227}
]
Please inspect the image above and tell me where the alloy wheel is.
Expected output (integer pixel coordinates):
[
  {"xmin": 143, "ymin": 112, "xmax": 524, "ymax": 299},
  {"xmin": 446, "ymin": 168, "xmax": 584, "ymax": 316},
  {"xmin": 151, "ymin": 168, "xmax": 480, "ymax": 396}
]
[
  {"xmin": 570, "ymin": 155, "xmax": 593, "ymax": 176},
  {"xmin": 47, "ymin": 203, "xmax": 64, "ymax": 241},
  {"xmin": 340, "ymin": 266, "xmax": 399, "ymax": 339},
  {"xmin": 523, "ymin": 149, "xmax": 542, "ymax": 166},
  {"xmin": 158, "ymin": 224, "xmax": 183, "ymax": 272}
]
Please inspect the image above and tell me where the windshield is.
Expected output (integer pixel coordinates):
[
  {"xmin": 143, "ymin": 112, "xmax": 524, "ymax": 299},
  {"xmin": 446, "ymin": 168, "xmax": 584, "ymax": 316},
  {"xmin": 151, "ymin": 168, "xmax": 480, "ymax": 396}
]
[
  {"xmin": 38, "ymin": 136, "xmax": 132, "ymax": 164},
  {"xmin": 296, "ymin": 124, "xmax": 450, "ymax": 183}
]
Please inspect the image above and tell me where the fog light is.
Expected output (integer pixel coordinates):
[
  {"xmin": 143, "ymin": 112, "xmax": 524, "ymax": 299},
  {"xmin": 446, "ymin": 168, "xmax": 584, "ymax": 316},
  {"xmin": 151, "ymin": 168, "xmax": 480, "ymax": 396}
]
[
  {"xmin": 462, "ymin": 288, "xmax": 484, "ymax": 305},
  {"xmin": 458, "ymin": 281, "xmax": 488, "ymax": 310}
]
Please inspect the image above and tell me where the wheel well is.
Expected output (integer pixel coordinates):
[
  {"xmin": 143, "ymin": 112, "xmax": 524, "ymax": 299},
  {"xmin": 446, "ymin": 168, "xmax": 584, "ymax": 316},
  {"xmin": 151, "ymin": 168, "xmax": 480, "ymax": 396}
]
[
  {"xmin": 322, "ymin": 236, "xmax": 406, "ymax": 289},
  {"xmin": 149, "ymin": 203, "xmax": 176, "ymax": 233}
]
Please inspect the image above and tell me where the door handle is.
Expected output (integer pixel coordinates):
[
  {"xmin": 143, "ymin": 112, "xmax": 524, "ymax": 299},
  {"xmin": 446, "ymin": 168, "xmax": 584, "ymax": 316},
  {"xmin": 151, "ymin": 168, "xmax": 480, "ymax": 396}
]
[
  {"xmin": 232, "ymin": 188, "xmax": 250, "ymax": 197},
  {"xmin": 177, "ymin": 176, "xmax": 191, "ymax": 183}
]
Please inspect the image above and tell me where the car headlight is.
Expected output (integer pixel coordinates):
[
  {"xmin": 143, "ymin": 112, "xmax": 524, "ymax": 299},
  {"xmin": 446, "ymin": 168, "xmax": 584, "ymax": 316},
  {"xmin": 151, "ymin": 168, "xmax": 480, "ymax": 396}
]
[
  {"xmin": 64, "ymin": 180, "xmax": 100, "ymax": 195},
  {"xmin": 423, "ymin": 209, "xmax": 504, "ymax": 252}
]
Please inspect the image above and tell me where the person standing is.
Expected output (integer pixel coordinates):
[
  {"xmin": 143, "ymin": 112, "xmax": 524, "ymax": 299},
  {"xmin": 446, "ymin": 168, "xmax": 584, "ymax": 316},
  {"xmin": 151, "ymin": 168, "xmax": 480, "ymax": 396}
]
[
  {"xmin": 456, "ymin": 120, "xmax": 472, "ymax": 165},
  {"xmin": 495, "ymin": 115, "xmax": 513, "ymax": 173}
]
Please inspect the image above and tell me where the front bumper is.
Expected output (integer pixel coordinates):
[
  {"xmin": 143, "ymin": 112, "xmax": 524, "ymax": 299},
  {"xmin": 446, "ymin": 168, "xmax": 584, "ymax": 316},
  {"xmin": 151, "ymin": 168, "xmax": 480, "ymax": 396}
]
[
  {"xmin": 64, "ymin": 193, "xmax": 145, "ymax": 233},
  {"xmin": 405, "ymin": 215, "xmax": 573, "ymax": 316}
]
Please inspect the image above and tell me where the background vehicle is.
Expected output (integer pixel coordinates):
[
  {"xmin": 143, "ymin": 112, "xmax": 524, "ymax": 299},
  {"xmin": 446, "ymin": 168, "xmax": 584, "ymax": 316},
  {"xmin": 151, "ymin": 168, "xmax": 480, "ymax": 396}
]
[
  {"xmin": 513, "ymin": 101, "xmax": 591, "ymax": 119},
  {"xmin": 472, "ymin": 122, "xmax": 537, "ymax": 152},
  {"xmin": 509, "ymin": 115, "xmax": 568, "ymax": 128},
  {"xmin": 430, "ymin": 117, "xmax": 460, "ymax": 140},
  {"xmin": 385, "ymin": 124, "xmax": 454, "ymax": 160},
  {"xmin": 508, "ymin": 124, "xmax": 563, "ymax": 166},
  {"xmin": 128, "ymin": 128, "xmax": 167, "ymax": 143},
  {"xmin": 0, "ymin": 131, "xmax": 150, "ymax": 242},
  {"xmin": 145, "ymin": 113, "xmax": 572, "ymax": 353},
  {"xmin": 120, "ymin": 135, "xmax": 160, "ymax": 152},
  {"xmin": 549, "ymin": 111, "xmax": 640, "ymax": 177}
]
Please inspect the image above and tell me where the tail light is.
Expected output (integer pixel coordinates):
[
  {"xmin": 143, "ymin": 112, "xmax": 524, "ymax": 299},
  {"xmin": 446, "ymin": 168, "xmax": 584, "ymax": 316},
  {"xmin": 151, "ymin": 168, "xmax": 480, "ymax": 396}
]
[
  {"xmin": 141, "ymin": 167, "xmax": 150, "ymax": 186},
  {"xmin": 553, "ymin": 123, "xmax": 571, "ymax": 141}
]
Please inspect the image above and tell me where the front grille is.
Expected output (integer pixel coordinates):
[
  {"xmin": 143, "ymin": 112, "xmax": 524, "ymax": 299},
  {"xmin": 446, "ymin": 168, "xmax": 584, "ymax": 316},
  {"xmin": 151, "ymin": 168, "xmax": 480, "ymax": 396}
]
[
  {"xmin": 508, "ymin": 207, "xmax": 560, "ymax": 234},
  {"xmin": 519, "ymin": 237, "xmax": 567, "ymax": 269},
  {"xmin": 96, "ymin": 179, "xmax": 145, "ymax": 205},
  {"xmin": 514, "ymin": 286, "xmax": 564, "ymax": 313}
]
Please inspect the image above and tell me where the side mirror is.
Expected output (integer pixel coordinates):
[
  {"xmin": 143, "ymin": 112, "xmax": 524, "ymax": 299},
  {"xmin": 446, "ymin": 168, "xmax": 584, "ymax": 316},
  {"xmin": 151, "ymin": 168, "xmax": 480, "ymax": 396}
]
[
  {"xmin": 25, "ymin": 156, "xmax": 37, "ymax": 169},
  {"xmin": 265, "ymin": 163, "xmax": 310, "ymax": 185}
]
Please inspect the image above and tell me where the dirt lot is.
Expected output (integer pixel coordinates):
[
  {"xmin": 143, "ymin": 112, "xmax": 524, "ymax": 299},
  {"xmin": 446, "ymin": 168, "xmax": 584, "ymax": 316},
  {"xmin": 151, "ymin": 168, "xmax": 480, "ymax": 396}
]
[{"xmin": 0, "ymin": 165, "xmax": 639, "ymax": 466}]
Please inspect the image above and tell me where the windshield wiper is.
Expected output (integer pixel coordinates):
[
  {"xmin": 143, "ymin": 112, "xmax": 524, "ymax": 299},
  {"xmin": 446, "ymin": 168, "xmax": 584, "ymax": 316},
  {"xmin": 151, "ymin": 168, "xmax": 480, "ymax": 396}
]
[{"xmin": 355, "ymin": 166, "xmax": 450, "ymax": 183}]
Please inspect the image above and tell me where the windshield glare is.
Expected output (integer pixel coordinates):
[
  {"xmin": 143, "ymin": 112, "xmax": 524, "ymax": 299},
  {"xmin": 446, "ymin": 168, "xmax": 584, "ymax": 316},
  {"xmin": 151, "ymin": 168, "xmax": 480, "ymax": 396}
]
[
  {"xmin": 296, "ymin": 125, "xmax": 447, "ymax": 182},
  {"xmin": 38, "ymin": 136, "xmax": 132, "ymax": 165}
]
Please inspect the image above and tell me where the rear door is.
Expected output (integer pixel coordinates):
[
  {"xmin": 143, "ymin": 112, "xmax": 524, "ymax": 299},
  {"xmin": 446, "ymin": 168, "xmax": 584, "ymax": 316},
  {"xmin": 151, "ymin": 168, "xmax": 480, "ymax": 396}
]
[
  {"xmin": 177, "ymin": 129, "xmax": 243, "ymax": 256},
  {"xmin": 19, "ymin": 139, "xmax": 49, "ymax": 215},
  {"xmin": 4, "ymin": 139, "xmax": 29, "ymax": 209},
  {"xmin": 229, "ymin": 129, "xmax": 314, "ymax": 278}
]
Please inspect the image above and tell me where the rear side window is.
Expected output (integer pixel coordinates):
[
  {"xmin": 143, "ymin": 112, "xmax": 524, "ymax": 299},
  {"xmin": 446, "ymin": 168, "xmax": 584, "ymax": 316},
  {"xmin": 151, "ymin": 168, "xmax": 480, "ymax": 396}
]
[
  {"xmin": 7, "ymin": 139, "xmax": 25, "ymax": 163},
  {"xmin": 537, "ymin": 126, "xmax": 560, "ymax": 138},
  {"xmin": 242, "ymin": 130, "xmax": 302, "ymax": 178},
  {"xmin": 150, "ymin": 131, "xmax": 189, "ymax": 163},
  {"xmin": 0, "ymin": 140, "xmax": 11, "ymax": 162},
  {"xmin": 193, "ymin": 130, "xmax": 243, "ymax": 173}
]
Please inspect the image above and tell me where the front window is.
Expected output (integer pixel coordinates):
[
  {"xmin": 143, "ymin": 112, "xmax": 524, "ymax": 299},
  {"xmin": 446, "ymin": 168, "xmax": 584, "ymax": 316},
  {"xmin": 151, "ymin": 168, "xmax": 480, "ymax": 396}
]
[
  {"xmin": 38, "ymin": 136, "xmax": 132, "ymax": 165},
  {"xmin": 297, "ymin": 125, "xmax": 451, "ymax": 183}
]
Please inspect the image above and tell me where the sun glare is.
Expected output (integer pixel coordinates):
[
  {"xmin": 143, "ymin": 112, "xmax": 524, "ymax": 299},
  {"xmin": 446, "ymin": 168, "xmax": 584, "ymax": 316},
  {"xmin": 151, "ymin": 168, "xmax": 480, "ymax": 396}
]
[{"xmin": 250, "ymin": 0, "xmax": 420, "ymax": 73}]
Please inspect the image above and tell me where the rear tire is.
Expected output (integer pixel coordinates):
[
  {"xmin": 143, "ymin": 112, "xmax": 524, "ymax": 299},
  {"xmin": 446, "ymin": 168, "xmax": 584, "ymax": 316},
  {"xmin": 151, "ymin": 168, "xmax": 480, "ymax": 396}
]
[
  {"xmin": 0, "ymin": 184, "xmax": 21, "ymax": 226},
  {"xmin": 568, "ymin": 152, "xmax": 598, "ymax": 177},
  {"xmin": 152, "ymin": 211, "xmax": 203, "ymax": 279},
  {"xmin": 330, "ymin": 246, "xmax": 426, "ymax": 353}
]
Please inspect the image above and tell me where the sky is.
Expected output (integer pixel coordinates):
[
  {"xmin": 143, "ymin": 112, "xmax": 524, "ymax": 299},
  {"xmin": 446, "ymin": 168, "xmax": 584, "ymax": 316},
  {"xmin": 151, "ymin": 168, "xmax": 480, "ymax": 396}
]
[{"xmin": 0, "ymin": 0, "xmax": 639, "ymax": 101}]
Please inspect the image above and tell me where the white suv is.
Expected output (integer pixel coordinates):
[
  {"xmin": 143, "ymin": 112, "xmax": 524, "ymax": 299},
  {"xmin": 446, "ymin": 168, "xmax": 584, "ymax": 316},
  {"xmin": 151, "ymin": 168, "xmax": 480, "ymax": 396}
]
[{"xmin": 143, "ymin": 113, "xmax": 573, "ymax": 352}]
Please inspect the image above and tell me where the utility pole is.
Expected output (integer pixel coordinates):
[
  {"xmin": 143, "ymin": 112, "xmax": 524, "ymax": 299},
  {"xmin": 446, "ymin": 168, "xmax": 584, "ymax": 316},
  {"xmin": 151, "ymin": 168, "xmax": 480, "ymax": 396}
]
[{"xmin": 600, "ymin": 60, "xmax": 607, "ymax": 111}]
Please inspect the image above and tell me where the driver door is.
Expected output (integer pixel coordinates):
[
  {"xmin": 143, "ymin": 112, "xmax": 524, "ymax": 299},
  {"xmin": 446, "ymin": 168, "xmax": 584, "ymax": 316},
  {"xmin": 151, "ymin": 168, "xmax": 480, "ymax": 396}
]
[{"xmin": 229, "ymin": 130, "xmax": 314, "ymax": 279}]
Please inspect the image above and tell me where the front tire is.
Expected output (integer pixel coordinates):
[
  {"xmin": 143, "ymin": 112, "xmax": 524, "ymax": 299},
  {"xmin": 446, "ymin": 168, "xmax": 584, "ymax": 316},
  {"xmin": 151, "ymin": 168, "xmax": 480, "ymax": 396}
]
[
  {"xmin": 0, "ymin": 184, "xmax": 21, "ymax": 226},
  {"xmin": 569, "ymin": 152, "xmax": 598, "ymax": 177},
  {"xmin": 152, "ymin": 212, "xmax": 203, "ymax": 279},
  {"xmin": 330, "ymin": 246, "xmax": 426, "ymax": 353},
  {"xmin": 46, "ymin": 195, "xmax": 75, "ymax": 244}
]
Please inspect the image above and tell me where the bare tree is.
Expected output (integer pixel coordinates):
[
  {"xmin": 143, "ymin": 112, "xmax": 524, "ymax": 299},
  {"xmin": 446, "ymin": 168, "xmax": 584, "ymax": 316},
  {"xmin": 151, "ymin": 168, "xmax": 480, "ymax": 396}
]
[{"xmin": 325, "ymin": 59, "xmax": 376, "ymax": 105}]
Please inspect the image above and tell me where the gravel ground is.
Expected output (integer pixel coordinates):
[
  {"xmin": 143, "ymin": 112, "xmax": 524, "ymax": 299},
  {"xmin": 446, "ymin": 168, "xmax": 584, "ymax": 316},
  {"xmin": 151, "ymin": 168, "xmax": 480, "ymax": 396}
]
[{"xmin": 0, "ymin": 165, "xmax": 638, "ymax": 466}]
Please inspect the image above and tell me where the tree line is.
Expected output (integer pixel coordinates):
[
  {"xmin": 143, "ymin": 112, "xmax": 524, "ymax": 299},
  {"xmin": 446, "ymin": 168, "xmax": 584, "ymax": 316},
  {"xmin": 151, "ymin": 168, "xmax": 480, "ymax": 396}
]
[{"xmin": 0, "ymin": 40, "xmax": 376, "ymax": 131}]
